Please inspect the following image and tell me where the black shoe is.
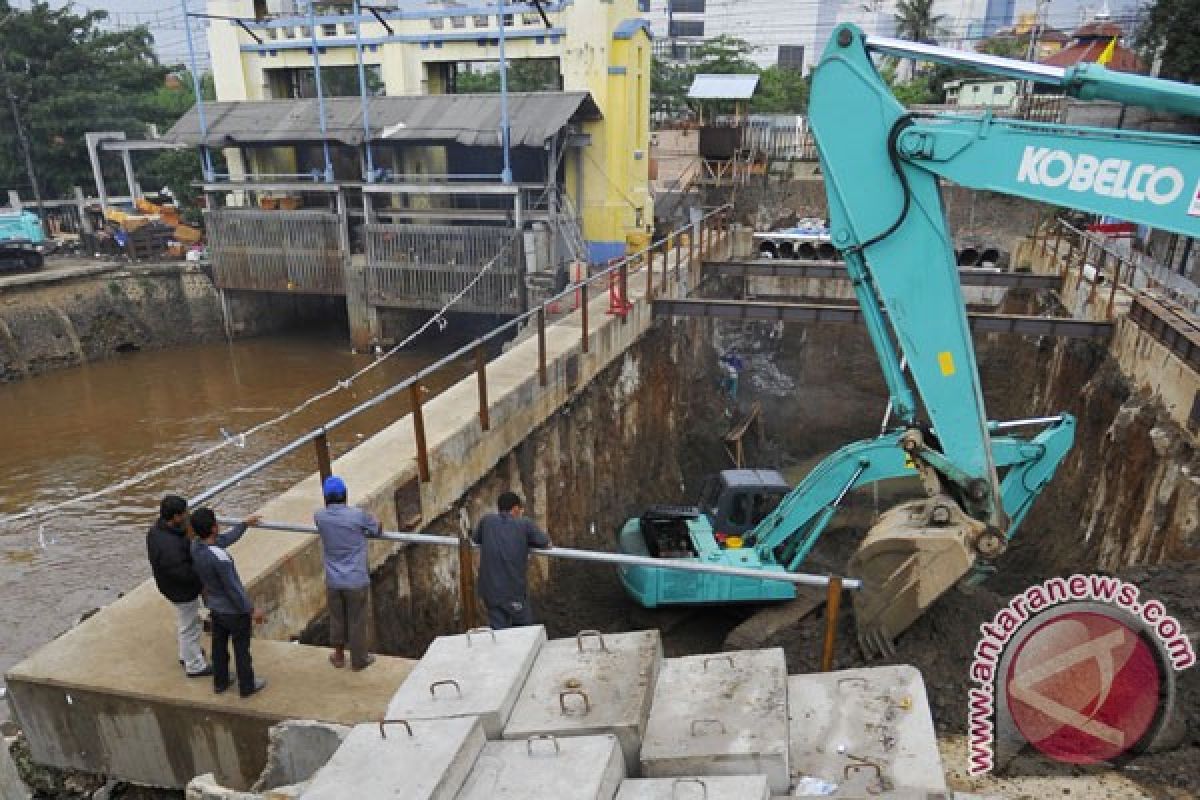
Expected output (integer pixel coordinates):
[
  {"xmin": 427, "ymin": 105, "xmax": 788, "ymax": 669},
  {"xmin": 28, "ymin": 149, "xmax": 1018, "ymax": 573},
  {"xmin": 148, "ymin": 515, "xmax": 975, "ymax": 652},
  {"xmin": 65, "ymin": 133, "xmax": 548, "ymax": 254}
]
[
  {"xmin": 240, "ymin": 678, "xmax": 267, "ymax": 698},
  {"xmin": 186, "ymin": 665, "xmax": 213, "ymax": 678},
  {"xmin": 213, "ymin": 681, "xmax": 231, "ymax": 695}
]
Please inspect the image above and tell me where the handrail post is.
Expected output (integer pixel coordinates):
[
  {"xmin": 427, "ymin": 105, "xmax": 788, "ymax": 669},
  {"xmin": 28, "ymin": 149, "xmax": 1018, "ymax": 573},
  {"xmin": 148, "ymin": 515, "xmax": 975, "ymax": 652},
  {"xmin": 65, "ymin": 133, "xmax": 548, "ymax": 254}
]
[
  {"xmin": 661, "ymin": 237, "xmax": 670, "ymax": 296},
  {"xmin": 673, "ymin": 232, "xmax": 681, "ymax": 281},
  {"xmin": 1106, "ymin": 251, "xmax": 1119, "ymax": 320},
  {"xmin": 475, "ymin": 343, "xmax": 490, "ymax": 431},
  {"xmin": 314, "ymin": 429, "xmax": 333, "ymax": 483},
  {"xmin": 410, "ymin": 382, "xmax": 430, "ymax": 483},
  {"xmin": 644, "ymin": 248, "xmax": 654, "ymax": 300},
  {"xmin": 581, "ymin": 281, "xmax": 589, "ymax": 354},
  {"xmin": 820, "ymin": 575, "xmax": 843, "ymax": 672},
  {"xmin": 619, "ymin": 261, "xmax": 629, "ymax": 325},
  {"xmin": 537, "ymin": 303, "xmax": 548, "ymax": 385},
  {"xmin": 689, "ymin": 222, "xmax": 698, "ymax": 282},
  {"xmin": 1040, "ymin": 215, "xmax": 1050, "ymax": 257}
]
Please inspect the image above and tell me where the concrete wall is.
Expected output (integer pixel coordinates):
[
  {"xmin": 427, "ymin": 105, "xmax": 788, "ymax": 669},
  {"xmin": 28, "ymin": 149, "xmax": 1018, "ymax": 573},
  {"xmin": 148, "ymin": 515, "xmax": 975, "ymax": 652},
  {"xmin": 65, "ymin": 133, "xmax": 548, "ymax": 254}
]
[{"xmin": 0, "ymin": 264, "xmax": 341, "ymax": 381}]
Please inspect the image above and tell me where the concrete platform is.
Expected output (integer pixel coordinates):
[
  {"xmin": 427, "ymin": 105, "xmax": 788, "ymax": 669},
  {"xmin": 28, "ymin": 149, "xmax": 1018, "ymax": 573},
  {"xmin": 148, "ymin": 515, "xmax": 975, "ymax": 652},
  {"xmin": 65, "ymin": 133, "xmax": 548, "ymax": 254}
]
[
  {"xmin": 301, "ymin": 717, "xmax": 485, "ymax": 800},
  {"xmin": 386, "ymin": 626, "xmax": 546, "ymax": 738},
  {"xmin": 456, "ymin": 734, "xmax": 626, "ymax": 800},
  {"xmin": 503, "ymin": 629, "xmax": 663, "ymax": 769},
  {"xmin": 639, "ymin": 648, "xmax": 790, "ymax": 792},
  {"xmin": 4, "ymin": 579, "xmax": 413, "ymax": 790},
  {"xmin": 787, "ymin": 666, "xmax": 946, "ymax": 796},
  {"xmin": 617, "ymin": 775, "xmax": 770, "ymax": 799}
]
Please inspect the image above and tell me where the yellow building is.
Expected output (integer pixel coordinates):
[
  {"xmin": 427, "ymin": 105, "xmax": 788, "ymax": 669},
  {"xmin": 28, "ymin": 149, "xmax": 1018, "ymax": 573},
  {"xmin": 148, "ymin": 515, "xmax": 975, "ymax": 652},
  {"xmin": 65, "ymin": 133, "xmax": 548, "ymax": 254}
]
[{"xmin": 202, "ymin": 0, "xmax": 653, "ymax": 261}]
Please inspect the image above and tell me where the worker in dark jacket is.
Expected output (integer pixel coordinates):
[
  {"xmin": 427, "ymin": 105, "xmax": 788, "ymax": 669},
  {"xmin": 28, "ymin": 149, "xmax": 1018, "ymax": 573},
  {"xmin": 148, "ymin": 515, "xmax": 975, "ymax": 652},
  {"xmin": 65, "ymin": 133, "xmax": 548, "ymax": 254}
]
[
  {"xmin": 146, "ymin": 495, "xmax": 211, "ymax": 676},
  {"xmin": 471, "ymin": 491, "xmax": 552, "ymax": 629},
  {"xmin": 190, "ymin": 507, "xmax": 267, "ymax": 698}
]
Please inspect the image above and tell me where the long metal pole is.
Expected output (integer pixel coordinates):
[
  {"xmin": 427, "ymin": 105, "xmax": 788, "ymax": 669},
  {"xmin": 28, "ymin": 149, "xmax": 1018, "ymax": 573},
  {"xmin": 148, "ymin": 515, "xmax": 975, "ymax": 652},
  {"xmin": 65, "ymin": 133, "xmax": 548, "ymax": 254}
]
[
  {"xmin": 181, "ymin": 0, "xmax": 214, "ymax": 181},
  {"xmin": 497, "ymin": 0, "xmax": 512, "ymax": 183},
  {"xmin": 353, "ymin": 0, "xmax": 374, "ymax": 181},
  {"xmin": 217, "ymin": 517, "xmax": 862, "ymax": 590},
  {"xmin": 307, "ymin": 0, "xmax": 334, "ymax": 182}
]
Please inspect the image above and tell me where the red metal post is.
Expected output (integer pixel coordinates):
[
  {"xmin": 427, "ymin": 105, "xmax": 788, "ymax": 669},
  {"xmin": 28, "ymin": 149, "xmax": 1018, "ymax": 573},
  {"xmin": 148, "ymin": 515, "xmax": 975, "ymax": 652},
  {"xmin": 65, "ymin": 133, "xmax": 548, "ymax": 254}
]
[
  {"xmin": 820, "ymin": 576, "xmax": 843, "ymax": 672},
  {"xmin": 410, "ymin": 382, "xmax": 430, "ymax": 483},
  {"xmin": 537, "ymin": 304, "xmax": 548, "ymax": 385},
  {"xmin": 314, "ymin": 430, "xmax": 333, "ymax": 483},
  {"xmin": 475, "ymin": 344, "xmax": 489, "ymax": 431},
  {"xmin": 618, "ymin": 261, "xmax": 629, "ymax": 324},
  {"xmin": 581, "ymin": 281, "xmax": 589, "ymax": 354}
]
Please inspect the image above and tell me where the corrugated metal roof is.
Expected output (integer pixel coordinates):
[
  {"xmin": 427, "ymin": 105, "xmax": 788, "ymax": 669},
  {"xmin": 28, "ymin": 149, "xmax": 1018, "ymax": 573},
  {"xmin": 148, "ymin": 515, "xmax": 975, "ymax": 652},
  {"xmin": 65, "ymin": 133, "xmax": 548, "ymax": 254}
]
[
  {"xmin": 166, "ymin": 91, "xmax": 601, "ymax": 147},
  {"xmin": 688, "ymin": 74, "xmax": 759, "ymax": 100},
  {"xmin": 612, "ymin": 18, "xmax": 652, "ymax": 40}
]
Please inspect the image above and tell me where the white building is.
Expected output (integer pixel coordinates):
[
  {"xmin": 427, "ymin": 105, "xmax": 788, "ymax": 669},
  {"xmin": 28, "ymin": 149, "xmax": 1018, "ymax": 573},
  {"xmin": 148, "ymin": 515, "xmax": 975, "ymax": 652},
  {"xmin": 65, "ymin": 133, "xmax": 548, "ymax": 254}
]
[{"xmin": 648, "ymin": 0, "xmax": 1002, "ymax": 72}]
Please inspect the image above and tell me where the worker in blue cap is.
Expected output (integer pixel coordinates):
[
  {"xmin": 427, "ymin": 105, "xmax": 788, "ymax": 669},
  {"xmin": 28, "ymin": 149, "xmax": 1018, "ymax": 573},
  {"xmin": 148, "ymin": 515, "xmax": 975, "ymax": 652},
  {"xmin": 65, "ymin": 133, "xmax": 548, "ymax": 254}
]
[{"xmin": 314, "ymin": 475, "xmax": 383, "ymax": 670}]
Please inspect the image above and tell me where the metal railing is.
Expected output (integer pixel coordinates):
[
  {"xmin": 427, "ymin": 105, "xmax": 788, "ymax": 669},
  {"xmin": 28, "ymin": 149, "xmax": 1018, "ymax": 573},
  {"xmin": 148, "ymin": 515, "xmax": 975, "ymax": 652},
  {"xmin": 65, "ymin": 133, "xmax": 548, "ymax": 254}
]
[
  {"xmin": 1034, "ymin": 214, "xmax": 1200, "ymax": 319},
  {"xmin": 364, "ymin": 223, "xmax": 523, "ymax": 314},
  {"xmin": 191, "ymin": 205, "xmax": 734, "ymax": 509},
  {"xmin": 206, "ymin": 209, "xmax": 346, "ymax": 294}
]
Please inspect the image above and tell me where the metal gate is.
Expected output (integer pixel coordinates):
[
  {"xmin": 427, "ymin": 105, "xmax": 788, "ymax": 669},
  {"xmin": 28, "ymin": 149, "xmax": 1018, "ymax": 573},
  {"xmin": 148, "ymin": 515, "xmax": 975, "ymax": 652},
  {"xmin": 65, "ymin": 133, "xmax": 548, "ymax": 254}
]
[
  {"xmin": 364, "ymin": 224, "xmax": 523, "ymax": 314},
  {"xmin": 206, "ymin": 210, "xmax": 345, "ymax": 294}
]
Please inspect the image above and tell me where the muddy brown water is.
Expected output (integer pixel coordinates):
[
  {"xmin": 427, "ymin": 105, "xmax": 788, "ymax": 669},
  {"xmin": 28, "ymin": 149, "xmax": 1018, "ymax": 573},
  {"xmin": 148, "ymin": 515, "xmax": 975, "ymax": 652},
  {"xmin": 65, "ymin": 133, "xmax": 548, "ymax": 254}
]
[{"xmin": 0, "ymin": 325, "xmax": 485, "ymax": 698}]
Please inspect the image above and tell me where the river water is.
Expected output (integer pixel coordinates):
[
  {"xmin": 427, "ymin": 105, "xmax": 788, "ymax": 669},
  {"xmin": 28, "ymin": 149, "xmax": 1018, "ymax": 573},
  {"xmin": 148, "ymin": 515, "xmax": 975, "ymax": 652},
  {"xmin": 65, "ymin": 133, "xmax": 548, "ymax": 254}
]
[{"xmin": 0, "ymin": 325, "xmax": 480, "ymax": 692}]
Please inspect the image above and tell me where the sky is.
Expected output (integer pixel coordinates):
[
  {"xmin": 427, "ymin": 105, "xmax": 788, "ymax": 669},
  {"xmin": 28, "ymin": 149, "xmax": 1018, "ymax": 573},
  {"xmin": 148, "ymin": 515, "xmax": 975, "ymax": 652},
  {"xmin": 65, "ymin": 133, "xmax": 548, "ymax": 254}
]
[{"xmin": 24, "ymin": 0, "xmax": 1147, "ymax": 71}]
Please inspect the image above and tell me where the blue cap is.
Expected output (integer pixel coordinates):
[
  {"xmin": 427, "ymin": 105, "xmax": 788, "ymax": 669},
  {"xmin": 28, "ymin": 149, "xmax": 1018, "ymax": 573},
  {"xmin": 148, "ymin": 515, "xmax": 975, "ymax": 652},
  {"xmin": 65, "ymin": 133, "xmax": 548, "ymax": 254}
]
[{"xmin": 323, "ymin": 475, "xmax": 347, "ymax": 498}]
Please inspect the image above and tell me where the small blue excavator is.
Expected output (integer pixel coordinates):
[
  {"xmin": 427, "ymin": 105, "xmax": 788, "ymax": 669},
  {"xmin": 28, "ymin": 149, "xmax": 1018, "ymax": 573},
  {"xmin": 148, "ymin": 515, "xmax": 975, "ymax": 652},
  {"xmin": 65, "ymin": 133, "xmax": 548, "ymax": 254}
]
[{"xmin": 619, "ymin": 25, "xmax": 1200, "ymax": 655}]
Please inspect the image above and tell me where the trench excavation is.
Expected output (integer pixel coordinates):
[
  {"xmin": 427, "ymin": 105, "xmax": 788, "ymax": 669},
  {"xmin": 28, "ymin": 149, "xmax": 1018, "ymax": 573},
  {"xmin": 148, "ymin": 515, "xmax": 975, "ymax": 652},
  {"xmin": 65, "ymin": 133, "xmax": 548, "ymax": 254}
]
[{"xmin": 286, "ymin": 282, "xmax": 1198, "ymax": 797}]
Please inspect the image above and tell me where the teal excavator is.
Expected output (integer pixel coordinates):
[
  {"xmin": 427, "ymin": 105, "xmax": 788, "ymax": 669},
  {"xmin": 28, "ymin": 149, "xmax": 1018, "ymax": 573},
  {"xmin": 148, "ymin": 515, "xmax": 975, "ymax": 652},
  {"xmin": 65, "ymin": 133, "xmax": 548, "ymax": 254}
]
[{"xmin": 619, "ymin": 25, "xmax": 1200, "ymax": 655}]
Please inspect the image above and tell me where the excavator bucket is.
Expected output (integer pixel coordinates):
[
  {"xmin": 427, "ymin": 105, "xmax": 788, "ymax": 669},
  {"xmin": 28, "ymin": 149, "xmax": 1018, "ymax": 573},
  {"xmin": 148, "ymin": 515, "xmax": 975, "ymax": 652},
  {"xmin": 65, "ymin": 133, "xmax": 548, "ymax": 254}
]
[{"xmin": 849, "ymin": 496, "xmax": 986, "ymax": 659}]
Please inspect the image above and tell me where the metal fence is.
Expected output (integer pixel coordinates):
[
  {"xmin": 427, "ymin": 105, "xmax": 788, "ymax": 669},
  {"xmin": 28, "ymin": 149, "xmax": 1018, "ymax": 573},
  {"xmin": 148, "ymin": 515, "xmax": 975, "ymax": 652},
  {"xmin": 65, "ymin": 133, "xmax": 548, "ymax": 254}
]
[
  {"xmin": 206, "ymin": 209, "xmax": 345, "ymax": 294},
  {"xmin": 364, "ymin": 223, "xmax": 523, "ymax": 314}
]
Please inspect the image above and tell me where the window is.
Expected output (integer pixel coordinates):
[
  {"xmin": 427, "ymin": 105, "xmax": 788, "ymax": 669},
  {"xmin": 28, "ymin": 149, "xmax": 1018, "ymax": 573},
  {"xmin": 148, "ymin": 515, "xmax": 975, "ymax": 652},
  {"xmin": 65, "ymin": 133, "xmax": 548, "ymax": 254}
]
[
  {"xmin": 430, "ymin": 16, "xmax": 444, "ymax": 30},
  {"xmin": 501, "ymin": 13, "xmax": 514, "ymax": 26},
  {"xmin": 266, "ymin": 27, "xmax": 277, "ymax": 39},
  {"xmin": 971, "ymin": 85, "xmax": 981, "ymax": 93},
  {"xmin": 668, "ymin": 19, "xmax": 703, "ymax": 37},
  {"xmin": 778, "ymin": 45, "xmax": 804, "ymax": 70},
  {"xmin": 993, "ymin": 85, "xmax": 1004, "ymax": 94},
  {"xmin": 343, "ymin": 21, "xmax": 355, "ymax": 34},
  {"xmin": 300, "ymin": 25, "xmax": 312, "ymax": 38},
  {"xmin": 473, "ymin": 14, "xmax": 489, "ymax": 27},
  {"xmin": 451, "ymin": 16, "xmax": 466, "ymax": 28},
  {"xmin": 672, "ymin": 0, "xmax": 705, "ymax": 11},
  {"xmin": 521, "ymin": 12, "xmax": 540, "ymax": 25},
  {"xmin": 321, "ymin": 23, "xmax": 337, "ymax": 36}
]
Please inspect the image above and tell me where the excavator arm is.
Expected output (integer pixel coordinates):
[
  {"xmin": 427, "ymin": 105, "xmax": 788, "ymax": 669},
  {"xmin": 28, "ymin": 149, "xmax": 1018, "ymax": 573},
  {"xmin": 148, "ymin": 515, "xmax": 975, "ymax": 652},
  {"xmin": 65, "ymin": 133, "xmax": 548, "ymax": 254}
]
[{"xmin": 759, "ymin": 27, "xmax": 1200, "ymax": 654}]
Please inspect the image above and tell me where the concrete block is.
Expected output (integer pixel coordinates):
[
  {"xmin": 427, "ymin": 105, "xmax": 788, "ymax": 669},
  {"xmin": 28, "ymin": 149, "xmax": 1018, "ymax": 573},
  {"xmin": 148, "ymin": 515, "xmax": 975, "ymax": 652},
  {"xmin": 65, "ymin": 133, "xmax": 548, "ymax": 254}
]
[
  {"xmin": 253, "ymin": 720, "xmax": 350, "ymax": 791},
  {"xmin": 301, "ymin": 716, "xmax": 485, "ymax": 800},
  {"xmin": 617, "ymin": 775, "xmax": 770, "ymax": 799},
  {"xmin": 640, "ymin": 649, "xmax": 789, "ymax": 792},
  {"xmin": 456, "ymin": 734, "xmax": 625, "ymax": 799},
  {"xmin": 386, "ymin": 626, "xmax": 546, "ymax": 738},
  {"xmin": 186, "ymin": 773, "xmax": 261, "ymax": 800},
  {"xmin": 787, "ymin": 666, "xmax": 946, "ymax": 796},
  {"xmin": 503, "ymin": 629, "xmax": 663, "ymax": 769}
]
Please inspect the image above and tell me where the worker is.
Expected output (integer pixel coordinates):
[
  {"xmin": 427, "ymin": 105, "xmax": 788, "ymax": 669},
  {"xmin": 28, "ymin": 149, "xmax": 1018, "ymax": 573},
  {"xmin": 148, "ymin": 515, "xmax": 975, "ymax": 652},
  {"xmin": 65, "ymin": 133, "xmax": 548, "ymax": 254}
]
[
  {"xmin": 146, "ymin": 494, "xmax": 211, "ymax": 678},
  {"xmin": 189, "ymin": 507, "xmax": 267, "ymax": 698},
  {"xmin": 471, "ymin": 491, "xmax": 552, "ymax": 630},
  {"xmin": 314, "ymin": 476, "xmax": 382, "ymax": 671}
]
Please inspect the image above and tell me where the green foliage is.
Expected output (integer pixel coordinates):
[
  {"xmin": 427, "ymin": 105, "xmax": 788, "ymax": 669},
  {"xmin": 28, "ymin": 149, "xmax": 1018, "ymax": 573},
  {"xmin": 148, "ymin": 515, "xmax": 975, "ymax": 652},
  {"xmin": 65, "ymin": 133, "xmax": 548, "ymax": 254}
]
[
  {"xmin": 879, "ymin": 62, "xmax": 938, "ymax": 106},
  {"xmin": 752, "ymin": 66, "xmax": 808, "ymax": 113},
  {"xmin": 1135, "ymin": 0, "xmax": 1200, "ymax": 81},
  {"xmin": 691, "ymin": 35, "xmax": 759, "ymax": 74},
  {"xmin": 976, "ymin": 35, "xmax": 1027, "ymax": 59},
  {"xmin": 893, "ymin": 0, "xmax": 947, "ymax": 44},
  {"xmin": 652, "ymin": 56, "xmax": 692, "ymax": 115},
  {"xmin": 0, "ymin": 0, "xmax": 187, "ymax": 198},
  {"xmin": 454, "ymin": 59, "xmax": 560, "ymax": 93}
]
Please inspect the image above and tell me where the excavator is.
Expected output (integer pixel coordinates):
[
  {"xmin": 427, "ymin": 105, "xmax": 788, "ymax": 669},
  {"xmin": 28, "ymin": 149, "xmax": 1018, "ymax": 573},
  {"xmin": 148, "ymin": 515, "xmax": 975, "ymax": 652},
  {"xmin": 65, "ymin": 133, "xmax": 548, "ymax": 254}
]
[{"xmin": 618, "ymin": 25, "xmax": 1200, "ymax": 656}]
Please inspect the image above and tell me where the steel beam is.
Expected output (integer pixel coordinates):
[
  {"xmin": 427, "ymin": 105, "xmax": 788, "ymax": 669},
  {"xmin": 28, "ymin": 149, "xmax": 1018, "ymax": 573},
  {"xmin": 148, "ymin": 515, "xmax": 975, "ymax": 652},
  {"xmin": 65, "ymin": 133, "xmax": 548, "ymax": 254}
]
[
  {"xmin": 654, "ymin": 298, "xmax": 1113, "ymax": 339},
  {"xmin": 710, "ymin": 260, "xmax": 1063, "ymax": 290}
]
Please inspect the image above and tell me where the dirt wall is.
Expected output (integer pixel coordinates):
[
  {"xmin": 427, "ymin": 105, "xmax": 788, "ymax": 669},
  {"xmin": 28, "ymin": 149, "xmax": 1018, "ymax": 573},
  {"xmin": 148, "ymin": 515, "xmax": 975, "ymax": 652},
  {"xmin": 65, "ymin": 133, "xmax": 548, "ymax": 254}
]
[{"xmin": 0, "ymin": 265, "xmax": 343, "ymax": 381}]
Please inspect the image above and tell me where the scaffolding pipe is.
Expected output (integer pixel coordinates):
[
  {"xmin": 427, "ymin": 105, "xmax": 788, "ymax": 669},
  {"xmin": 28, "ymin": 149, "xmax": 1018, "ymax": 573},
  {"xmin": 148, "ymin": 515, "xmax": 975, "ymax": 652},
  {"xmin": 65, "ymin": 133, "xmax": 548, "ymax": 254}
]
[
  {"xmin": 498, "ymin": 0, "xmax": 512, "ymax": 183},
  {"xmin": 181, "ymin": 0, "xmax": 214, "ymax": 181},
  {"xmin": 216, "ymin": 517, "xmax": 862, "ymax": 590},
  {"xmin": 307, "ymin": 0, "xmax": 335, "ymax": 182},
  {"xmin": 353, "ymin": 0, "xmax": 375, "ymax": 181}
]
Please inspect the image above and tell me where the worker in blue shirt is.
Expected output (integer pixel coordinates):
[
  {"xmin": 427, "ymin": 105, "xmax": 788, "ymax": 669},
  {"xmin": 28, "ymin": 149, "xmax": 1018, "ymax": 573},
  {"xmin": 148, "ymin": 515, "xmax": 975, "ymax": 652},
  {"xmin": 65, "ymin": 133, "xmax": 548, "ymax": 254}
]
[
  {"xmin": 190, "ymin": 507, "xmax": 267, "ymax": 698},
  {"xmin": 471, "ymin": 491, "xmax": 552, "ymax": 629},
  {"xmin": 315, "ymin": 476, "xmax": 383, "ymax": 671}
]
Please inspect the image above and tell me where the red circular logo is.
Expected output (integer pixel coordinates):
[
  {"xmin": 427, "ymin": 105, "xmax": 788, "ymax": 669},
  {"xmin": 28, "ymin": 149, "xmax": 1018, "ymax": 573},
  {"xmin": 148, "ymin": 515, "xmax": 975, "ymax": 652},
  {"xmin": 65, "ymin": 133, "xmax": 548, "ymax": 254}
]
[{"xmin": 1005, "ymin": 610, "xmax": 1162, "ymax": 764}]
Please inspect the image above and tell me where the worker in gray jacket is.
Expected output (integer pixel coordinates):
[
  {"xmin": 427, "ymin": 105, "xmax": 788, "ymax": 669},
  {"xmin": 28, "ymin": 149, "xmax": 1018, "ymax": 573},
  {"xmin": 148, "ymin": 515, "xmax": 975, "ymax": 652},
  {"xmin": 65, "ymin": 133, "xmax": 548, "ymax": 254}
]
[
  {"xmin": 315, "ymin": 476, "xmax": 383, "ymax": 671},
  {"xmin": 472, "ymin": 491, "xmax": 552, "ymax": 629},
  {"xmin": 190, "ymin": 507, "xmax": 267, "ymax": 698}
]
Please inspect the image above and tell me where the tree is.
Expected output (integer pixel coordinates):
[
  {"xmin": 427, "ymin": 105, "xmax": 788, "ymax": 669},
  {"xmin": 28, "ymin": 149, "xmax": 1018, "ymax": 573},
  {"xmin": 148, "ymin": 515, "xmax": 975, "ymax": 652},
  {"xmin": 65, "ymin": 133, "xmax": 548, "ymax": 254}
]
[
  {"xmin": 0, "ymin": 1, "xmax": 174, "ymax": 198},
  {"xmin": 893, "ymin": 0, "xmax": 947, "ymax": 44},
  {"xmin": 752, "ymin": 66, "xmax": 808, "ymax": 113},
  {"xmin": 977, "ymin": 35, "xmax": 1026, "ymax": 59},
  {"xmin": 454, "ymin": 59, "xmax": 560, "ymax": 93},
  {"xmin": 1135, "ymin": 0, "xmax": 1200, "ymax": 81},
  {"xmin": 691, "ymin": 35, "xmax": 759, "ymax": 75},
  {"xmin": 651, "ymin": 56, "xmax": 691, "ymax": 117}
]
